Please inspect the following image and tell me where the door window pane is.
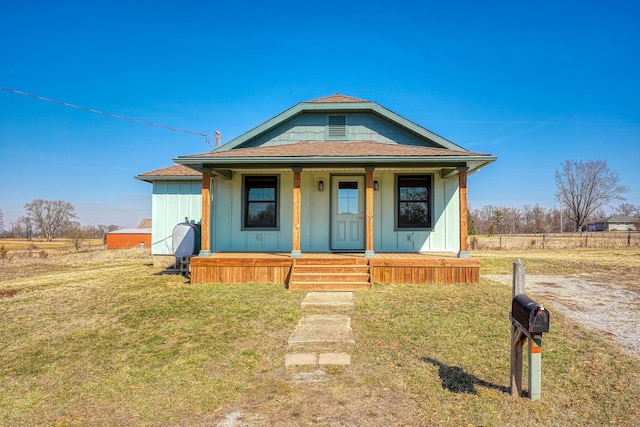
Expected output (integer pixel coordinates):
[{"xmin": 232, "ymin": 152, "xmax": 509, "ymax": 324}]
[{"xmin": 338, "ymin": 182, "xmax": 359, "ymax": 214}]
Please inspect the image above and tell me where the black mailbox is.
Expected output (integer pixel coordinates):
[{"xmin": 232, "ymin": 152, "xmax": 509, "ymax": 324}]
[{"xmin": 512, "ymin": 294, "xmax": 550, "ymax": 334}]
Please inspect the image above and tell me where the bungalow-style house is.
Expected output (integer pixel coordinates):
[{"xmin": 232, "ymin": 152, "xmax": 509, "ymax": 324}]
[
  {"xmin": 138, "ymin": 94, "xmax": 496, "ymax": 289},
  {"xmin": 587, "ymin": 215, "xmax": 640, "ymax": 232}
]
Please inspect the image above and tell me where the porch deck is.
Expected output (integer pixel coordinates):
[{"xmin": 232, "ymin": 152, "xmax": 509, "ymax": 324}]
[{"xmin": 189, "ymin": 252, "xmax": 480, "ymax": 288}]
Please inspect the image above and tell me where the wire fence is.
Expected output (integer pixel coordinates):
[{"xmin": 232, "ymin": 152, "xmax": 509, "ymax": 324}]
[{"xmin": 470, "ymin": 232, "xmax": 640, "ymax": 250}]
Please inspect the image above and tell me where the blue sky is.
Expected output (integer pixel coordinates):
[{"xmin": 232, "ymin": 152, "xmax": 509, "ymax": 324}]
[{"xmin": 1, "ymin": 0, "xmax": 638, "ymax": 227}]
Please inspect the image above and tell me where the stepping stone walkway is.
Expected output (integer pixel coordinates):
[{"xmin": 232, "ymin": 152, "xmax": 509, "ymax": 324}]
[{"xmin": 285, "ymin": 292, "xmax": 355, "ymax": 366}]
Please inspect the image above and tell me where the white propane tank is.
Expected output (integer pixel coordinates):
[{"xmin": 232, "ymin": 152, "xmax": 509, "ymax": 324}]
[{"xmin": 172, "ymin": 221, "xmax": 201, "ymax": 258}]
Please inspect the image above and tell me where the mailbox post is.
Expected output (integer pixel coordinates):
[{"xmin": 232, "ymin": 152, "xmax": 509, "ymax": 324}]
[{"xmin": 510, "ymin": 260, "xmax": 550, "ymax": 401}]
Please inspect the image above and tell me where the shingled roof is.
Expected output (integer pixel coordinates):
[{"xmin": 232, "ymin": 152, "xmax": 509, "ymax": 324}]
[
  {"xmin": 135, "ymin": 164, "xmax": 201, "ymax": 182},
  {"xmin": 186, "ymin": 140, "xmax": 487, "ymax": 159}
]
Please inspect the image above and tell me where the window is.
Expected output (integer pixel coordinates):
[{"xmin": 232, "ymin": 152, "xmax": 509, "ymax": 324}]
[
  {"xmin": 243, "ymin": 176, "xmax": 278, "ymax": 229},
  {"xmin": 338, "ymin": 181, "xmax": 359, "ymax": 214},
  {"xmin": 397, "ymin": 175, "xmax": 431, "ymax": 229}
]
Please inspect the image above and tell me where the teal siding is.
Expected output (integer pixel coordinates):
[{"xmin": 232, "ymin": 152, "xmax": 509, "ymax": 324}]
[
  {"xmin": 212, "ymin": 172, "xmax": 293, "ymax": 252},
  {"xmin": 300, "ymin": 172, "xmax": 331, "ymax": 251},
  {"xmin": 151, "ymin": 181, "xmax": 202, "ymax": 255},
  {"xmin": 373, "ymin": 171, "xmax": 459, "ymax": 252},
  {"xmin": 244, "ymin": 113, "xmax": 432, "ymax": 147},
  {"xmin": 210, "ymin": 170, "xmax": 460, "ymax": 254}
]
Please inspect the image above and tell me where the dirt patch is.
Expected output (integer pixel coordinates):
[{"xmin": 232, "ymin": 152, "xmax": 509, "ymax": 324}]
[
  {"xmin": 0, "ymin": 288, "xmax": 18, "ymax": 298},
  {"xmin": 204, "ymin": 373, "xmax": 424, "ymax": 427},
  {"xmin": 486, "ymin": 274, "xmax": 640, "ymax": 360}
]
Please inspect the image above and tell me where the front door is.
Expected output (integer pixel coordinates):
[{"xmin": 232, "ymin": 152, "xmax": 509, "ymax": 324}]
[{"xmin": 331, "ymin": 176, "xmax": 365, "ymax": 251}]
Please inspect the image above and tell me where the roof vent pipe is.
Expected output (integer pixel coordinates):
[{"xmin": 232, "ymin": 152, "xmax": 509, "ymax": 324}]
[{"xmin": 215, "ymin": 130, "xmax": 221, "ymax": 147}]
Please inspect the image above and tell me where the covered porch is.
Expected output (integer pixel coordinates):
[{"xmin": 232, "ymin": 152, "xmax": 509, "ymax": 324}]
[{"xmin": 189, "ymin": 252, "xmax": 480, "ymax": 289}]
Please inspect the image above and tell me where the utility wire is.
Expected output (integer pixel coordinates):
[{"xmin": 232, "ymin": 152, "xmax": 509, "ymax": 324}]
[{"xmin": 0, "ymin": 86, "xmax": 212, "ymax": 144}]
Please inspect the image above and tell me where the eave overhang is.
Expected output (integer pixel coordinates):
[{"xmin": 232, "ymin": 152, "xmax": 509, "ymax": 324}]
[
  {"xmin": 134, "ymin": 174, "xmax": 203, "ymax": 183},
  {"xmin": 174, "ymin": 154, "xmax": 496, "ymax": 175}
]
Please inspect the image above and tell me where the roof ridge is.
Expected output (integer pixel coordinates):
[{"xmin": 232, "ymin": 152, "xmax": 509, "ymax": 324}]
[{"xmin": 306, "ymin": 94, "xmax": 368, "ymax": 103}]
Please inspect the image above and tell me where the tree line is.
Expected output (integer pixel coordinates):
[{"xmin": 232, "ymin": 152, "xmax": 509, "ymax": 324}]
[
  {"xmin": 471, "ymin": 159, "xmax": 637, "ymax": 234},
  {"xmin": 469, "ymin": 202, "xmax": 639, "ymax": 235},
  {"xmin": 0, "ymin": 200, "xmax": 120, "ymax": 240}
]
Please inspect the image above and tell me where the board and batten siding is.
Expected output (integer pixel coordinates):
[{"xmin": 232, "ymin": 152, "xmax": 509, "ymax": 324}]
[
  {"xmin": 209, "ymin": 170, "xmax": 460, "ymax": 254},
  {"xmin": 212, "ymin": 172, "xmax": 293, "ymax": 252},
  {"xmin": 244, "ymin": 113, "xmax": 432, "ymax": 147},
  {"xmin": 151, "ymin": 181, "xmax": 202, "ymax": 255},
  {"xmin": 372, "ymin": 171, "xmax": 460, "ymax": 253}
]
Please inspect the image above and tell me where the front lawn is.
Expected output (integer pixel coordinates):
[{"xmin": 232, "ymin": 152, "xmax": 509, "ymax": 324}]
[{"xmin": 1, "ymin": 248, "xmax": 638, "ymax": 425}]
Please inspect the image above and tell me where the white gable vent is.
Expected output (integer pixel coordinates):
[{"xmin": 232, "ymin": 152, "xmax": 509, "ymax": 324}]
[{"xmin": 328, "ymin": 115, "xmax": 346, "ymax": 139}]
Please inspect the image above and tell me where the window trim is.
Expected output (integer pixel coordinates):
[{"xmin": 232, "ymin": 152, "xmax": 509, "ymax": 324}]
[
  {"xmin": 395, "ymin": 174, "xmax": 433, "ymax": 230},
  {"xmin": 242, "ymin": 175, "xmax": 280, "ymax": 230}
]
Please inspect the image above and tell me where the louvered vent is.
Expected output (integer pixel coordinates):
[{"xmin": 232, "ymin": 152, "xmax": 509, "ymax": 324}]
[{"xmin": 328, "ymin": 115, "xmax": 346, "ymax": 139}]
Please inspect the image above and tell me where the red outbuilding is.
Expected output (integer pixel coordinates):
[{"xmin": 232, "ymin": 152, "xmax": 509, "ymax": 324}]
[{"xmin": 106, "ymin": 227, "xmax": 152, "ymax": 249}]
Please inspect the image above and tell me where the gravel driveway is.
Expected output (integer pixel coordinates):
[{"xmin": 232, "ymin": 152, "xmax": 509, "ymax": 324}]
[{"xmin": 485, "ymin": 274, "xmax": 640, "ymax": 360}]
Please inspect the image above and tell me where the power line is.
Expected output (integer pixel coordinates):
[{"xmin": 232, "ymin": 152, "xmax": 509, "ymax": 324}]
[{"xmin": 0, "ymin": 86, "xmax": 212, "ymax": 144}]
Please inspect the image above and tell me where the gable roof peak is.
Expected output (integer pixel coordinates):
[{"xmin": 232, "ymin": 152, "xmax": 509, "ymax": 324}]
[{"xmin": 306, "ymin": 94, "xmax": 368, "ymax": 103}]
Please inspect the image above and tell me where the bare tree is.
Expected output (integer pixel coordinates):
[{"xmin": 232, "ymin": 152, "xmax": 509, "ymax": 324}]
[
  {"xmin": 555, "ymin": 160, "xmax": 628, "ymax": 232},
  {"xmin": 12, "ymin": 216, "xmax": 34, "ymax": 240},
  {"xmin": 24, "ymin": 199, "xmax": 77, "ymax": 241},
  {"xmin": 0, "ymin": 209, "xmax": 4, "ymax": 235},
  {"xmin": 66, "ymin": 222, "xmax": 88, "ymax": 252},
  {"xmin": 614, "ymin": 203, "xmax": 640, "ymax": 217}
]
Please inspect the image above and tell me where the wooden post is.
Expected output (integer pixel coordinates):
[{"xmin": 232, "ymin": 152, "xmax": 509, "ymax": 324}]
[
  {"xmin": 511, "ymin": 325, "xmax": 526, "ymax": 397},
  {"xmin": 512, "ymin": 259, "xmax": 525, "ymax": 298},
  {"xmin": 291, "ymin": 169, "xmax": 301, "ymax": 258},
  {"xmin": 365, "ymin": 168, "xmax": 374, "ymax": 258},
  {"xmin": 200, "ymin": 171, "xmax": 211, "ymax": 256},
  {"xmin": 458, "ymin": 168, "xmax": 469, "ymax": 258},
  {"xmin": 510, "ymin": 259, "xmax": 526, "ymax": 396}
]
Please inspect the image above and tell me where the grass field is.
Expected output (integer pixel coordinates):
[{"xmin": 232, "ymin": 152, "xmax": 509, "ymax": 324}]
[{"xmin": 1, "ymin": 245, "xmax": 639, "ymax": 425}]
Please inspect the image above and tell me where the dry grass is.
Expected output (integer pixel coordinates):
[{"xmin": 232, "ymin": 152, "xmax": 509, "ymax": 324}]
[
  {"xmin": 0, "ymin": 238, "xmax": 105, "ymax": 252},
  {"xmin": 474, "ymin": 247, "xmax": 640, "ymax": 290},
  {"xmin": 471, "ymin": 233, "xmax": 640, "ymax": 250},
  {"xmin": 1, "ymin": 248, "xmax": 639, "ymax": 425}
]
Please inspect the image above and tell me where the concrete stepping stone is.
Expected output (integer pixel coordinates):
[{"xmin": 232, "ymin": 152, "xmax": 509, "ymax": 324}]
[
  {"xmin": 286, "ymin": 292, "xmax": 355, "ymax": 366},
  {"xmin": 285, "ymin": 352, "xmax": 351, "ymax": 366},
  {"xmin": 300, "ymin": 292, "xmax": 354, "ymax": 312}
]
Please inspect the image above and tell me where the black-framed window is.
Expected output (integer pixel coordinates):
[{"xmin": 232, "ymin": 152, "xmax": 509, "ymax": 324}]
[
  {"xmin": 243, "ymin": 176, "xmax": 278, "ymax": 229},
  {"xmin": 397, "ymin": 175, "xmax": 432, "ymax": 229}
]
